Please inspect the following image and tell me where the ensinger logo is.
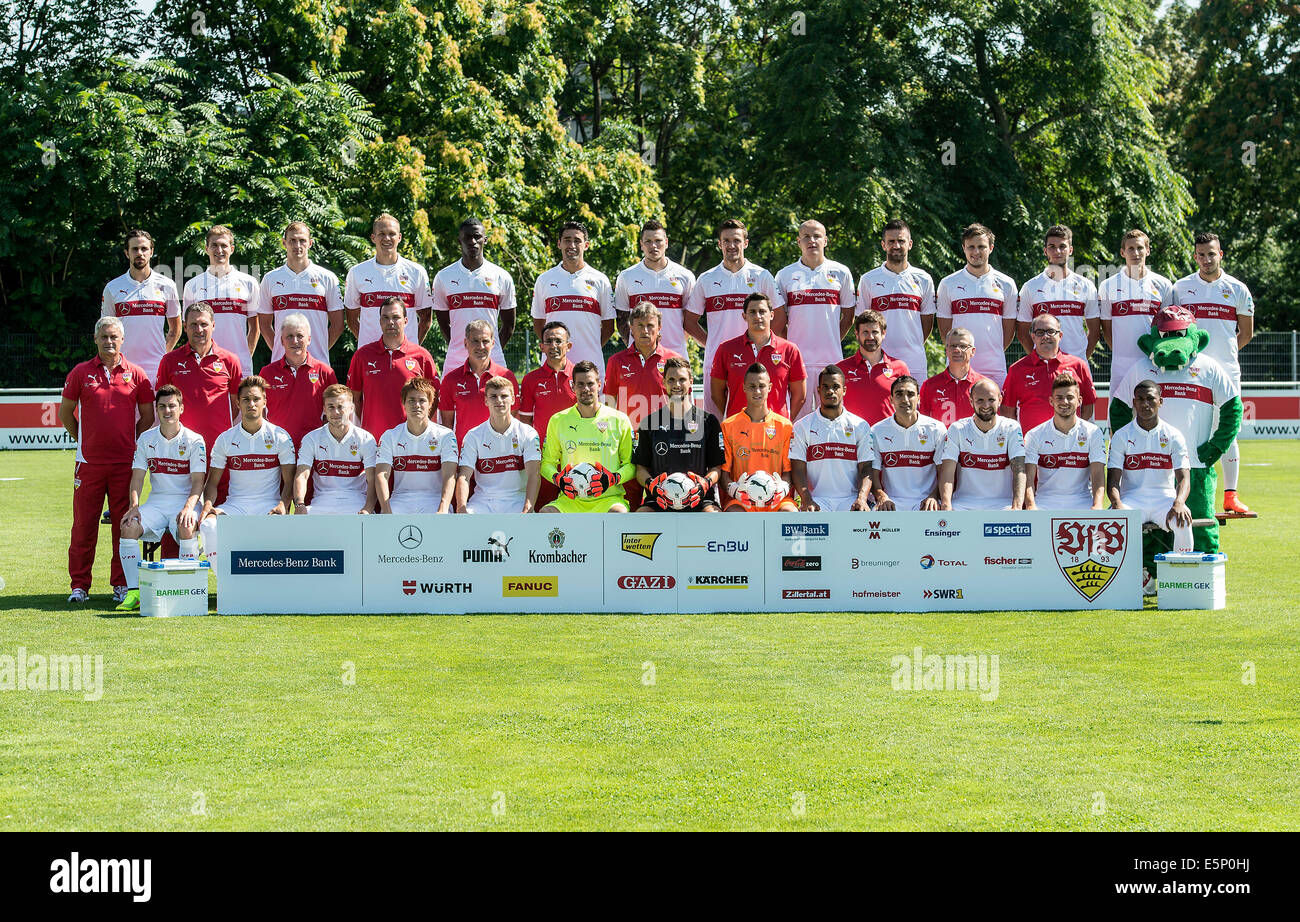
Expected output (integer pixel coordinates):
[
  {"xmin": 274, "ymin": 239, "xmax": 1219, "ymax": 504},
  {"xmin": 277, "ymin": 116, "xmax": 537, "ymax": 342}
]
[
  {"xmin": 783, "ymin": 589, "xmax": 830, "ymax": 600},
  {"xmin": 985, "ymin": 522, "xmax": 1032, "ymax": 538},
  {"xmin": 502, "ymin": 576, "xmax": 558, "ymax": 597},
  {"xmin": 617, "ymin": 575, "xmax": 676, "ymax": 590},
  {"xmin": 621, "ymin": 533, "xmax": 662, "ymax": 560},
  {"xmin": 782, "ymin": 556, "xmax": 821, "ymax": 571},
  {"xmin": 781, "ymin": 523, "xmax": 829, "ymax": 538}
]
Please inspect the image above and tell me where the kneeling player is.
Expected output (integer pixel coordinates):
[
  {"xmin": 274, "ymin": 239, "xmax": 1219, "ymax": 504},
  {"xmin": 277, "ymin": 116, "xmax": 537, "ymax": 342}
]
[
  {"xmin": 791, "ymin": 365, "xmax": 875, "ymax": 511},
  {"xmin": 116, "ymin": 385, "xmax": 207, "ymax": 611},
  {"xmin": 293, "ymin": 384, "xmax": 377, "ymax": 514},
  {"xmin": 634, "ymin": 356, "xmax": 723, "ymax": 511},
  {"xmin": 870, "ymin": 375, "xmax": 946, "ymax": 511},
  {"xmin": 1023, "ymin": 373, "xmax": 1106, "ymax": 510},
  {"xmin": 938, "ymin": 379, "xmax": 1026, "ymax": 511},
  {"xmin": 378, "ymin": 377, "xmax": 457, "ymax": 514},
  {"xmin": 720, "ymin": 364, "xmax": 797, "ymax": 511},
  {"xmin": 540, "ymin": 361, "xmax": 635, "ymax": 513},
  {"xmin": 456, "ymin": 376, "xmax": 541, "ymax": 513}
]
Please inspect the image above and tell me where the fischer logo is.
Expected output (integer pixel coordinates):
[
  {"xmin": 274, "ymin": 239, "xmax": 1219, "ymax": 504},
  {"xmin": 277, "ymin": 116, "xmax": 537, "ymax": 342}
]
[
  {"xmin": 783, "ymin": 589, "xmax": 831, "ymax": 600},
  {"xmin": 617, "ymin": 575, "xmax": 677, "ymax": 590},
  {"xmin": 985, "ymin": 556, "xmax": 1033, "ymax": 567},
  {"xmin": 984, "ymin": 522, "xmax": 1032, "ymax": 538}
]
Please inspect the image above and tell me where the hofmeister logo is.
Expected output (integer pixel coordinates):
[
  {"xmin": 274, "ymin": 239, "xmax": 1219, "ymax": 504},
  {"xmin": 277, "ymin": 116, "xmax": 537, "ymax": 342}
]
[
  {"xmin": 502, "ymin": 576, "xmax": 558, "ymax": 597},
  {"xmin": 984, "ymin": 523, "xmax": 1032, "ymax": 538},
  {"xmin": 621, "ymin": 533, "xmax": 662, "ymax": 559}
]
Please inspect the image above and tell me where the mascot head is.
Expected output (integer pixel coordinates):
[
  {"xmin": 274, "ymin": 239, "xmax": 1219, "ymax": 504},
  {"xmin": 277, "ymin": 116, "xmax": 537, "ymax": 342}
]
[{"xmin": 1139, "ymin": 305, "xmax": 1210, "ymax": 371}]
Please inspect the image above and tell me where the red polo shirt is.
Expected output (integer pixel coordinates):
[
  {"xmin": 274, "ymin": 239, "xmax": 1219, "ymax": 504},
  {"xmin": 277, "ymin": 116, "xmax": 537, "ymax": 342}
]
[
  {"xmin": 62, "ymin": 355, "xmax": 154, "ymax": 464},
  {"xmin": 156, "ymin": 342, "xmax": 242, "ymax": 451},
  {"xmin": 919, "ymin": 367, "xmax": 987, "ymax": 426},
  {"xmin": 603, "ymin": 343, "xmax": 679, "ymax": 427},
  {"xmin": 520, "ymin": 360, "xmax": 575, "ymax": 446},
  {"xmin": 259, "ymin": 354, "xmax": 337, "ymax": 448},
  {"xmin": 440, "ymin": 359, "xmax": 520, "ymax": 444},
  {"xmin": 710, "ymin": 331, "xmax": 806, "ymax": 417},
  {"xmin": 839, "ymin": 350, "xmax": 910, "ymax": 425},
  {"xmin": 1002, "ymin": 350, "xmax": 1097, "ymax": 432},
  {"xmin": 347, "ymin": 338, "xmax": 440, "ymax": 439}
]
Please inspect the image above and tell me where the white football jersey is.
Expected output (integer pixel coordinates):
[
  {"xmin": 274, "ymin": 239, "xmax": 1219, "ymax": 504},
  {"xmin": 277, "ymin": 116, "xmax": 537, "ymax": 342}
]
[
  {"xmin": 615, "ymin": 259, "xmax": 696, "ymax": 359},
  {"xmin": 377, "ymin": 419, "xmax": 459, "ymax": 499},
  {"xmin": 183, "ymin": 268, "xmax": 260, "ymax": 375},
  {"xmin": 431, "ymin": 258, "xmax": 514, "ymax": 369},
  {"xmin": 298, "ymin": 423, "xmax": 377, "ymax": 501},
  {"xmin": 132, "ymin": 425, "xmax": 207, "ymax": 495},
  {"xmin": 1099, "ymin": 268, "xmax": 1173, "ymax": 388},
  {"xmin": 102, "ymin": 270, "xmax": 182, "ymax": 383},
  {"xmin": 774, "ymin": 258, "xmax": 855, "ymax": 366},
  {"xmin": 870, "ymin": 413, "xmax": 946, "ymax": 509},
  {"xmin": 936, "ymin": 267, "xmax": 1018, "ymax": 385},
  {"xmin": 1108, "ymin": 420, "xmax": 1189, "ymax": 510},
  {"xmin": 210, "ymin": 420, "xmax": 296, "ymax": 506},
  {"xmin": 1024, "ymin": 417, "xmax": 1106, "ymax": 509},
  {"xmin": 791, "ymin": 409, "xmax": 874, "ymax": 506},
  {"xmin": 856, "ymin": 264, "xmax": 936, "ymax": 382},
  {"xmin": 687, "ymin": 261, "xmax": 780, "ymax": 376},
  {"xmin": 1172, "ymin": 271, "xmax": 1254, "ymax": 380},
  {"xmin": 940, "ymin": 415, "xmax": 1026, "ymax": 510},
  {"xmin": 530, "ymin": 264, "xmax": 614, "ymax": 370},
  {"xmin": 458, "ymin": 417, "xmax": 541, "ymax": 499},
  {"xmin": 345, "ymin": 256, "xmax": 432, "ymax": 349},
  {"xmin": 1113, "ymin": 355, "xmax": 1238, "ymax": 469},
  {"xmin": 1017, "ymin": 269, "xmax": 1099, "ymax": 360},
  {"xmin": 258, "ymin": 262, "xmax": 343, "ymax": 364}
]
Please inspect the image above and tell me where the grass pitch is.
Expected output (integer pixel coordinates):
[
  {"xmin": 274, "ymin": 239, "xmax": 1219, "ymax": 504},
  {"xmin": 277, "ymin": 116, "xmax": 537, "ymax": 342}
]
[{"xmin": 1, "ymin": 445, "xmax": 1297, "ymax": 830}]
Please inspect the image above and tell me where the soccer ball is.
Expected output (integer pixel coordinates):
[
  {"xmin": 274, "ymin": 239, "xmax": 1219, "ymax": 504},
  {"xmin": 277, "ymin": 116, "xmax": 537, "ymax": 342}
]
[
  {"xmin": 740, "ymin": 470, "xmax": 780, "ymax": 507},
  {"xmin": 568, "ymin": 462, "xmax": 599, "ymax": 499},
  {"xmin": 658, "ymin": 472, "xmax": 697, "ymax": 510}
]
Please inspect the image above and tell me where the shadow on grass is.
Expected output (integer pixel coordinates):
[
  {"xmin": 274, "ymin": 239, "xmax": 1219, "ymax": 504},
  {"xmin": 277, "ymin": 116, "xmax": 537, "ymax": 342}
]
[{"xmin": 1, "ymin": 593, "xmax": 109, "ymax": 615}]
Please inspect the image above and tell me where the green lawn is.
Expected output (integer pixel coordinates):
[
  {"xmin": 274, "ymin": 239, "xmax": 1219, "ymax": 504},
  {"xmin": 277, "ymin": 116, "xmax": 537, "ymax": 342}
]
[{"xmin": 1, "ymin": 445, "xmax": 1297, "ymax": 830}]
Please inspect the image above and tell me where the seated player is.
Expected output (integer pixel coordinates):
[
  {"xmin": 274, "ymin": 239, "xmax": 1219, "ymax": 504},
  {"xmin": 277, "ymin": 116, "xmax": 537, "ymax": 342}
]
[
  {"xmin": 938, "ymin": 379, "xmax": 1026, "ymax": 511},
  {"xmin": 198, "ymin": 376, "xmax": 296, "ymax": 565},
  {"xmin": 870, "ymin": 375, "xmax": 946, "ymax": 511},
  {"xmin": 115, "ymin": 385, "xmax": 207, "ymax": 611},
  {"xmin": 456, "ymin": 376, "xmax": 541, "ymax": 514},
  {"xmin": 790, "ymin": 365, "xmax": 875, "ymax": 511},
  {"xmin": 1023, "ymin": 373, "xmax": 1106, "ymax": 511},
  {"xmin": 634, "ymin": 356, "xmax": 723, "ymax": 512},
  {"xmin": 539, "ymin": 361, "xmax": 635, "ymax": 513},
  {"xmin": 720, "ymin": 364, "xmax": 798, "ymax": 512},
  {"xmin": 377, "ymin": 377, "xmax": 458, "ymax": 514},
  {"xmin": 293, "ymin": 384, "xmax": 377, "ymax": 514}
]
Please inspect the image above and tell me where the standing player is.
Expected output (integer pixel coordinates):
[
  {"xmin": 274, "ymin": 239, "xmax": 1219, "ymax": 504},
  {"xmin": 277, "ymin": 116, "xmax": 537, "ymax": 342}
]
[
  {"xmin": 1001, "ymin": 311, "xmax": 1096, "ymax": 433},
  {"xmin": 790, "ymin": 366, "xmax": 875, "ymax": 512},
  {"xmin": 531, "ymin": 221, "xmax": 614, "ymax": 370},
  {"xmin": 1015, "ymin": 225, "xmax": 1100, "ymax": 360},
  {"xmin": 719, "ymin": 365, "xmax": 798, "ymax": 512},
  {"xmin": 856, "ymin": 220, "xmax": 936, "ymax": 383},
  {"xmin": 347, "ymin": 297, "xmax": 440, "ymax": 439},
  {"xmin": 293, "ymin": 384, "xmax": 377, "ymax": 515},
  {"xmin": 258, "ymin": 221, "xmax": 344, "ymax": 365},
  {"xmin": 377, "ymin": 377, "xmax": 458, "ymax": 515},
  {"xmin": 1023, "ymin": 374, "xmax": 1106, "ymax": 511},
  {"xmin": 519, "ymin": 320, "xmax": 575, "ymax": 510},
  {"xmin": 102, "ymin": 229, "xmax": 181, "ymax": 383},
  {"xmin": 539, "ymin": 362, "xmax": 635, "ymax": 514},
  {"xmin": 614, "ymin": 220, "xmax": 696, "ymax": 358},
  {"xmin": 455, "ymin": 377, "xmax": 542, "ymax": 514},
  {"xmin": 345, "ymin": 213, "xmax": 433, "ymax": 350},
  {"xmin": 936, "ymin": 224, "xmax": 1018, "ymax": 387},
  {"xmin": 604, "ymin": 303, "xmax": 679, "ymax": 428},
  {"xmin": 919, "ymin": 328, "xmax": 986, "ymax": 426},
  {"xmin": 439, "ymin": 319, "xmax": 518, "ymax": 445},
  {"xmin": 634, "ymin": 356, "xmax": 724, "ymax": 512},
  {"xmin": 183, "ymin": 225, "xmax": 260, "ymax": 377},
  {"xmin": 871, "ymin": 375, "xmax": 946, "ymax": 511},
  {"xmin": 839, "ymin": 309, "xmax": 910, "ymax": 425},
  {"xmin": 432, "ymin": 218, "xmax": 516, "ymax": 370},
  {"xmin": 1172, "ymin": 232, "xmax": 1255, "ymax": 514},
  {"xmin": 938, "ymin": 379, "xmax": 1027, "ymax": 511},
  {"xmin": 155, "ymin": 303, "xmax": 242, "ymax": 454},
  {"xmin": 710, "ymin": 294, "xmax": 806, "ymax": 419},
  {"xmin": 258, "ymin": 313, "xmax": 337, "ymax": 450},
  {"xmin": 1099, "ymin": 229, "xmax": 1174, "ymax": 389}
]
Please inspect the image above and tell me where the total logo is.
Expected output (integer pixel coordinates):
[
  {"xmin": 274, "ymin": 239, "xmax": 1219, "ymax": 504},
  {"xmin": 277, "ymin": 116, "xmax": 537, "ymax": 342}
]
[
  {"xmin": 923, "ymin": 588, "xmax": 965, "ymax": 599},
  {"xmin": 920, "ymin": 555, "xmax": 966, "ymax": 569},
  {"xmin": 852, "ymin": 521, "xmax": 901, "ymax": 540},
  {"xmin": 617, "ymin": 575, "xmax": 677, "ymax": 590}
]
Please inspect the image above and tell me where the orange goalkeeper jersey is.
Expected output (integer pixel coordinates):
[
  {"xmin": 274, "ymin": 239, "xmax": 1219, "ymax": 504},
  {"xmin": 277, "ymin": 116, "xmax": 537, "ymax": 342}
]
[{"xmin": 722, "ymin": 409, "xmax": 793, "ymax": 479}]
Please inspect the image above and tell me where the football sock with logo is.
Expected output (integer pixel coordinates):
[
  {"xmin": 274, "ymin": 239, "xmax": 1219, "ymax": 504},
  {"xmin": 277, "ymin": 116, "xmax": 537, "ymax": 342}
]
[
  {"xmin": 1221, "ymin": 440, "xmax": 1240, "ymax": 491},
  {"xmin": 179, "ymin": 537, "xmax": 200, "ymax": 560},
  {"xmin": 118, "ymin": 539, "xmax": 140, "ymax": 590}
]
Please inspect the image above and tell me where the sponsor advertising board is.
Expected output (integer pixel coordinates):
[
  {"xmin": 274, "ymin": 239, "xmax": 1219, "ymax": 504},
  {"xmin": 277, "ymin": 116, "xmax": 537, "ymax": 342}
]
[{"xmin": 217, "ymin": 515, "xmax": 363, "ymax": 614}]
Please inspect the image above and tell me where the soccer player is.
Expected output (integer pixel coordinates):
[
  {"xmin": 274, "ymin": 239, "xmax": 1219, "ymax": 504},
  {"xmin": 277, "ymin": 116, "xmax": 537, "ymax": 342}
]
[
  {"xmin": 604, "ymin": 303, "xmax": 679, "ymax": 428},
  {"xmin": 197, "ymin": 376, "xmax": 297, "ymax": 566},
  {"xmin": 531, "ymin": 221, "xmax": 614, "ymax": 370},
  {"xmin": 293, "ymin": 385, "xmax": 377, "ymax": 515},
  {"xmin": 1099, "ymin": 229, "xmax": 1174, "ymax": 389},
  {"xmin": 433, "ymin": 218, "xmax": 516, "ymax": 370},
  {"xmin": 520, "ymin": 320, "xmax": 575, "ymax": 510},
  {"xmin": 870, "ymin": 376, "xmax": 946, "ymax": 511},
  {"xmin": 102, "ymin": 229, "xmax": 181, "ymax": 383},
  {"xmin": 614, "ymin": 220, "xmax": 696, "ymax": 358},
  {"xmin": 856, "ymin": 219, "xmax": 936, "ymax": 383},
  {"xmin": 710, "ymin": 293, "xmax": 806, "ymax": 419},
  {"xmin": 936, "ymin": 224, "xmax": 1018, "ymax": 387},
  {"xmin": 439, "ymin": 319, "xmax": 519, "ymax": 445},
  {"xmin": 539, "ymin": 361, "xmax": 635, "ymax": 513},
  {"xmin": 456, "ymin": 377, "xmax": 542, "ymax": 514},
  {"xmin": 773, "ymin": 219, "xmax": 855, "ymax": 416},
  {"xmin": 114, "ymin": 385, "xmax": 207, "ymax": 610},
  {"xmin": 1172, "ymin": 232, "xmax": 1255, "ymax": 514},
  {"xmin": 790, "ymin": 365, "xmax": 875, "ymax": 512},
  {"xmin": 258, "ymin": 221, "xmax": 344, "ymax": 365},
  {"xmin": 919, "ymin": 328, "xmax": 987, "ymax": 426},
  {"xmin": 1015, "ymin": 225, "xmax": 1100, "ymax": 361},
  {"xmin": 155, "ymin": 302, "xmax": 243, "ymax": 453},
  {"xmin": 183, "ymin": 225, "xmax": 260, "ymax": 377},
  {"xmin": 347, "ymin": 296, "xmax": 440, "ymax": 439},
  {"xmin": 1001, "ymin": 311, "xmax": 1096, "ymax": 433},
  {"xmin": 634, "ymin": 356, "xmax": 724, "ymax": 512},
  {"xmin": 719, "ymin": 364, "xmax": 797, "ymax": 512},
  {"xmin": 1023, "ymin": 374, "xmax": 1106, "ymax": 511},
  {"xmin": 684, "ymin": 219, "xmax": 780, "ymax": 417},
  {"xmin": 377, "ymin": 377, "xmax": 458, "ymax": 515},
  {"xmin": 345, "ymin": 213, "xmax": 433, "ymax": 350},
  {"xmin": 258, "ymin": 312, "xmax": 337, "ymax": 450},
  {"xmin": 839, "ymin": 309, "xmax": 910, "ymax": 425},
  {"xmin": 938, "ymin": 379, "xmax": 1026, "ymax": 511}
]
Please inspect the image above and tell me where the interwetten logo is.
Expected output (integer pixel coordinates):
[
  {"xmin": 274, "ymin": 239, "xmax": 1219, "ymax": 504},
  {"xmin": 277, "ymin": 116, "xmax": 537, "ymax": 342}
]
[{"xmin": 621, "ymin": 533, "xmax": 661, "ymax": 559}]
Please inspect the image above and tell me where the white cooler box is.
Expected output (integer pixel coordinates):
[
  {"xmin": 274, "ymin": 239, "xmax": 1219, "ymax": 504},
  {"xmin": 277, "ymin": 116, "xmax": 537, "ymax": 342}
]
[
  {"xmin": 139, "ymin": 559, "xmax": 211, "ymax": 617},
  {"xmin": 1154, "ymin": 552, "xmax": 1227, "ymax": 610}
]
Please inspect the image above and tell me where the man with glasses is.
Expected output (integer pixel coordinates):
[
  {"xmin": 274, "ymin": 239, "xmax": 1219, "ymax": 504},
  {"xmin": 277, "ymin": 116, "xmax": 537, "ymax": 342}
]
[
  {"xmin": 1001, "ymin": 312, "xmax": 1096, "ymax": 433},
  {"xmin": 919, "ymin": 328, "xmax": 986, "ymax": 426}
]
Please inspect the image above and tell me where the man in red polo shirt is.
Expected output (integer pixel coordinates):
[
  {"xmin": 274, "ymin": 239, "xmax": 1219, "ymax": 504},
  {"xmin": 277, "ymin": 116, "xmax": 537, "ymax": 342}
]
[
  {"xmin": 710, "ymin": 293, "xmax": 806, "ymax": 419},
  {"xmin": 1001, "ymin": 311, "xmax": 1096, "ymax": 433},
  {"xmin": 439, "ymin": 318, "xmax": 519, "ymax": 445},
  {"xmin": 258, "ymin": 312, "xmax": 337, "ymax": 449},
  {"xmin": 919, "ymin": 327, "xmax": 987, "ymax": 426},
  {"xmin": 839, "ymin": 309, "xmax": 910, "ymax": 424},
  {"xmin": 155, "ymin": 302, "xmax": 242, "ymax": 453},
  {"xmin": 604, "ymin": 302, "xmax": 680, "ymax": 427},
  {"xmin": 520, "ymin": 320, "xmax": 575, "ymax": 508},
  {"xmin": 58, "ymin": 317, "xmax": 156, "ymax": 603},
  {"xmin": 347, "ymin": 296, "xmax": 440, "ymax": 439}
]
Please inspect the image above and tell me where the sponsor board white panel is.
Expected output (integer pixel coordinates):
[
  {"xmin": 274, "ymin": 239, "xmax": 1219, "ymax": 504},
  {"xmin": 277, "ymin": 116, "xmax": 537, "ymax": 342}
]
[
  {"xmin": 217, "ymin": 515, "xmax": 364, "ymax": 614},
  {"xmin": 362, "ymin": 516, "xmax": 473, "ymax": 612},
  {"xmin": 603, "ymin": 515, "xmax": 680, "ymax": 612},
  {"xmin": 764, "ymin": 516, "xmax": 905, "ymax": 611},
  {"xmin": 674, "ymin": 515, "xmax": 767, "ymax": 612}
]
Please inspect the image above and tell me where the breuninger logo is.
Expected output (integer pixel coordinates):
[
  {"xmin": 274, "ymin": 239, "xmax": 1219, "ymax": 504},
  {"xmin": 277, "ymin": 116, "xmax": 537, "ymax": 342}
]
[
  {"xmin": 1, "ymin": 647, "xmax": 103, "ymax": 701},
  {"xmin": 890, "ymin": 646, "xmax": 999, "ymax": 701}
]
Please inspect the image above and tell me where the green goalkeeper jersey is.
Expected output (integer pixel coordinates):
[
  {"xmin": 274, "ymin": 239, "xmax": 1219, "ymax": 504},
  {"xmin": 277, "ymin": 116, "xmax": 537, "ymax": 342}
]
[{"xmin": 541, "ymin": 403, "xmax": 637, "ymax": 490}]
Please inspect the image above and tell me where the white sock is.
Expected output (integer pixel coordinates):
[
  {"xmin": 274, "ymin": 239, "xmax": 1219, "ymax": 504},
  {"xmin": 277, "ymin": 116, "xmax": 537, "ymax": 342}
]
[
  {"xmin": 1221, "ymin": 440, "xmax": 1240, "ymax": 491},
  {"xmin": 199, "ymin": 517, "xmax": 218, "ymax": 562},
  {"xmin": 179, "ymin": 537, "xmax": 200, "ymax": 560},
  {"xmin": 118, "ymin": 538, "xmax": 140, "ymax": 590},
  {"xmin": 1171, "ymin": 521, "xmax": 1194, "ymax": 554}
]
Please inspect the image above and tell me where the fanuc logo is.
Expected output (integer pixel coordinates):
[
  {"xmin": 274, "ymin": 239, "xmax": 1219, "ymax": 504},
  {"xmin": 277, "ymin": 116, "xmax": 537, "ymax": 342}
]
[{"xmin": 502, "ymin": 576, "xmax": 558, "ymax": 597}]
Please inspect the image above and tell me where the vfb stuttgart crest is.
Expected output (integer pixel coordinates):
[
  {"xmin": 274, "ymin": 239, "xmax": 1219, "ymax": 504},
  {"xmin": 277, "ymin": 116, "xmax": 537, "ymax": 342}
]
[{"xmin": 1052, "ymin": 517, "xmax": 1128, "ymax": 601}]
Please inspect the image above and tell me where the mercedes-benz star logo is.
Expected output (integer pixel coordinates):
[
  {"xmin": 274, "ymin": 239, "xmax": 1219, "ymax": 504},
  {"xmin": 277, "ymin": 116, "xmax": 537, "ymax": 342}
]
[{"xmin": 398, "ymin": 525, "xmax": 423, "ymax": 549}]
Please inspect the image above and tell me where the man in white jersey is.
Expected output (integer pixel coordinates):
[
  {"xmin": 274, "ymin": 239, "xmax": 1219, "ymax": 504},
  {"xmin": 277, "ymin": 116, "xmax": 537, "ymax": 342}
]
[
  {"xmin": 1172, "ymin": 231, "xmax": 1255, "ymax": 514},
  {"xmin": 1024, "ymin": 374, "xmax": 1106, "ymax": 510},
  {"xmin": 938, "ymin": 378, "xmax": 1026, "ymax": 510},
  {"xmin": 614, "ymin": 219, "xmax": 696, "ymax": 356},
  {"xmin": 790, "ymin": 365, "xmax": 875, "ymax": 512},
  {"xmin": 531, "ymin": 221, "xmax": 614, "ymax": 370},
  {"xmin": 115, "ymin": 385, "xmax": 207, "ymax": 611},
  {"xmin": 377, "ymin": 377, "xmax": 458, "ymax": 515},
  {"xmin": 433, "ymin": 218, "xmax": 515, "ymax": 369},
  {"xmin": 684, "ymin": 219, "xmax": 780, "ymax": 417},
  {"xmin": 936, "ymin": 223, "xmax": 1018, "ymax": 387},
  {"xmin": 856, "ymin": 219, "xmax": 936, "ymax": 383},
  {"xmin": 1099, "ymin": 228, "xmax": 1173, "ymax": 389},
  {"xmin": 346, "ymin": 213, "xmax": 433, "ymax": 349},
  {"xmin": 1016, "ymin": 224, "xmax": 1099, "ymax": 360},
  {"xmin": 455, "ymin": 376, "xmax": 542, "ymax": 514},
  {"xmin": 183, "ymin": 225, "xmax": 260, "ymax": 375},
  {"xmin": 102, "ymin": 229, "xmax": 181, "ymax": 383},
  {"xmin": 870, "ymin": 375, "xmax": 946, "ymax": 511},
  {"xmin": 293, "ymin": 384, "xmax": 377, "ymax": 514},
  {"xmin": 198, "ymin": 375, "xmax": 296, "ymax": 565},
  {"xmin": 258, "ymin": 221, "xmax": 344, "ymax": 365}
]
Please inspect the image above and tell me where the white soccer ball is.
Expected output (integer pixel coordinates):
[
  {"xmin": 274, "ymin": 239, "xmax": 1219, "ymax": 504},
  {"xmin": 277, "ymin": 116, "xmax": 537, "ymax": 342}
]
[
  {"xmin": 659, "ymin": 472, "xmax": 697, "ymax": 510},
  {"xmin": 568, "ymin": 462, "xmax": 599, "ymax": 499},
  {"xmin": 740, "ymin": 470, "xmax": 779, "ymax": 507}
]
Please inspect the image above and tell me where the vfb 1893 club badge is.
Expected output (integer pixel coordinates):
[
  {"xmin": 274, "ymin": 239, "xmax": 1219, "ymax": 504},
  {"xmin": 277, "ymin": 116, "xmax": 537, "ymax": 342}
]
[{"xmin": 1052, "ymin": 517, "xmax": 1128, "ymax": 601}]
